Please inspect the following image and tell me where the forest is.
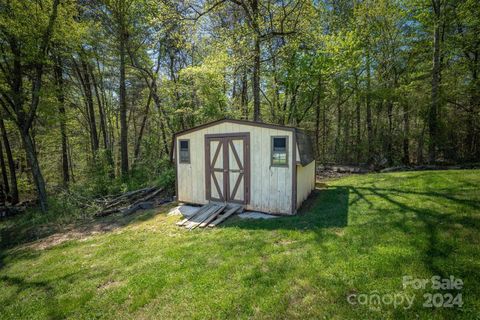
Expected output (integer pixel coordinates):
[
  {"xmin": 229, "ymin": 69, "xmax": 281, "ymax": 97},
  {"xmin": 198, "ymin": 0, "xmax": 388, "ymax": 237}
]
[{"xmin": 0, "ymin": 0, "xmax": 479, "ymax": 211}]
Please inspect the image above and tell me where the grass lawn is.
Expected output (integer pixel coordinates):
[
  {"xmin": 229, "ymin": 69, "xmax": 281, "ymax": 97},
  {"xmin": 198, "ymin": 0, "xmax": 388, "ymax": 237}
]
[{"xmin": 0, "ymin": 170, "xmax": 479, "ymax": 319}]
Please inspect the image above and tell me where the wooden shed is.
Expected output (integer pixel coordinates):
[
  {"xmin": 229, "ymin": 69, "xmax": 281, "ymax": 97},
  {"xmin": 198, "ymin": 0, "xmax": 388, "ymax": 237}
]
[{"xmin": 172, "ymin": 119, "xmax": 315, "ymax": 215}]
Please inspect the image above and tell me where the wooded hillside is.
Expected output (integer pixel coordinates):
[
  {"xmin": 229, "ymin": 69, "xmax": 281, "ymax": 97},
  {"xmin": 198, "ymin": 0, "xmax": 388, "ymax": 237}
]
[{"xmin": 0, "ymin": 0, "xmax": 479, "ymax": 210}]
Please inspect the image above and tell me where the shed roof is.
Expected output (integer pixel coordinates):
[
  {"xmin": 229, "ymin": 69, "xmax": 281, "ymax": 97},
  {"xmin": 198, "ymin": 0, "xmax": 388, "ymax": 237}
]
[
  {"xmin": 173, "ymin": 118, "xmax": 315, "ymax": 166},
  {"xmin": 295, "ymin": 129, "xmax": 315, "ymax": 166},
  {"xmin": 174, "ymin": 118, "xmax": 296, "ymax": 137}
]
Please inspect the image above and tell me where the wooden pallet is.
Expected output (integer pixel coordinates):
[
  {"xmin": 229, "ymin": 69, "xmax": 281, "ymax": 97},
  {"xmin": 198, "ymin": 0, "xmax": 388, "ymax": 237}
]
[{"xmin": 177, "ymin": 203, "xmax": 242, "ymax": 229}]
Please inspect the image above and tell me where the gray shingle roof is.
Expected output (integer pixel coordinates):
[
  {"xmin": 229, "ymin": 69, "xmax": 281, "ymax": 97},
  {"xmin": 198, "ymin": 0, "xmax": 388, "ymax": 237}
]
[{"xmin": 295, "ymin": 129, "xmax": 315, "ymax": 166}]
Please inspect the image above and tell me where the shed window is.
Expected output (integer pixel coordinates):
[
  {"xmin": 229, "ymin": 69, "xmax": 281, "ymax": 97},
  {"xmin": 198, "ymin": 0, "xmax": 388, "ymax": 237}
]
[
  {"xmin": 179, "ymin": 140, "xmax": 190, "ymax": 163},
  {"xmin": 271, "ymin": 136, "xmax": 288, "ymax": 166}
]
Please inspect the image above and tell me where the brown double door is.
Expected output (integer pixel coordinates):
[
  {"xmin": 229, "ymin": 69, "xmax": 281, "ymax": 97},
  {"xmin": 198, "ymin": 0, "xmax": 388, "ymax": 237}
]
[{"xmin": 205, "ymin": 134, "xmax": 250, "ymax": 204}]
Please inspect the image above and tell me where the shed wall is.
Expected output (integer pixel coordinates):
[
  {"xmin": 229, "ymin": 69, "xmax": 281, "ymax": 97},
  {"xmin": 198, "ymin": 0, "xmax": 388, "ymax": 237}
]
[
  {"xmin": 176, "ymin": 122, "xmax": 294, "ymax": 214},
  {"xmin": 296, "ymin": 160, "xmax": 316, "ymax": 209}
]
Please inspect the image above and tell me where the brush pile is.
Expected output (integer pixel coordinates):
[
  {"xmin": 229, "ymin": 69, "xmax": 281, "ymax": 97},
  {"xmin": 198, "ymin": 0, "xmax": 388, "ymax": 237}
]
[{"xmin": 94, "ymin": 187, "xmax": 171, "ymax": 217}]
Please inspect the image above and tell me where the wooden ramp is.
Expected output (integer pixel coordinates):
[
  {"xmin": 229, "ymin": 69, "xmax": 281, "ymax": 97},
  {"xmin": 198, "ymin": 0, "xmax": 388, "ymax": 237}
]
[{"xmin": 177, "ymin": 203, "xmax": 242, "ymax": 229}]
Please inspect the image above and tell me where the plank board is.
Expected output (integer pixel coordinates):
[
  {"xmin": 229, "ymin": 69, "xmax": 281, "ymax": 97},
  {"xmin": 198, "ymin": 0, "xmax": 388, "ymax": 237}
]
[
  {"xmin": 188, "ymin": 205, "xmax": 226, "ymax": 230},
  {"xmin": 198, "ymin": 205, "xmax": 227, "ymax": 228},
  {"xmin": 176, "ymin": 204, "xmax": 213, "ymax": 226},
  {"xmin": 208, "ymin": 205, "xmax": 241, "ymax": 227},
  {"xmin": 184, "ymin": 204, "xmax": 221, "ymax": 229},
  {"xmin": 187, "ymin": 205, "xmax": 219, "ymax": 223}
]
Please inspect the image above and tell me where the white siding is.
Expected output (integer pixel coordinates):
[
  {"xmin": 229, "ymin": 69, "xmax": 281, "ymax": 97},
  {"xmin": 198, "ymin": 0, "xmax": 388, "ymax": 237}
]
[
  {"xmin": 296, "ymin": 160, "xmax": 316, "ymax": 209},
  {"xmin": 176, "ymin": 122, "xmax": 294, "ymax": 214}
]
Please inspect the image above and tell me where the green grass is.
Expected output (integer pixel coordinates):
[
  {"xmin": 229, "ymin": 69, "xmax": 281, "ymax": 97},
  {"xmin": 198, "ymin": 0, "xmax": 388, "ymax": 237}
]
[{"xmin": 1, "ymin": 170, "xmax": 479, "ymax": 319}]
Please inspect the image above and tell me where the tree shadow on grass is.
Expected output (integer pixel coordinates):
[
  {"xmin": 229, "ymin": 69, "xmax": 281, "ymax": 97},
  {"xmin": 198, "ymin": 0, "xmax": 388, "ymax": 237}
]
[
  {"xmin": 0, "ymin": 203, "xmax": 174, "ymax": 268},
  {"xmin": 0, "ymin": 271, "xmax": 85, "ymax": 319},
  {"xmin": 223, "ymin": 186, "xmax": 350, "ymax": 231},
  {"xmin": 343, "ymin": 185, "xmax": 480, "ymax": 282},
  {"xmin": 356, "ymin": 186, "xmax": 480, "ymax": 210},
  {"xmin": 0, "ymin": 208, "xmax": 171, "ymax": 279},
  {"xmin": 224, "ymin": 182, "xmax": 480, "ymax": 286}
]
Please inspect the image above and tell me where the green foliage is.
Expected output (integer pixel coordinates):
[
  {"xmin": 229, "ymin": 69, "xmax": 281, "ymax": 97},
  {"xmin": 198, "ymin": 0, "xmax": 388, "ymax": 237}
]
[
  {"xmin": 129, "ymin": 160, "xmax": 175, "ymax": 192},
  {"xmin": 78, "ymin": 146, "xmax": 174, "ymax": 198},
  {"xmin": 129, "ymin": 135, "xmax": 175, "ymax": 191},
  {"xmin": 179, "ymin": 51, "xmax": 229, "ymax": 120},
  {"xmin": 157, "ymin": 165, "xmax": 175, "ymax": 190},
  {"xmin": 82, "ymin": 151, "xmax": 117, "ymax": 196},
  {"xmin": 1, "ymin": 0, "xmax": 479, "ymax": 209}
]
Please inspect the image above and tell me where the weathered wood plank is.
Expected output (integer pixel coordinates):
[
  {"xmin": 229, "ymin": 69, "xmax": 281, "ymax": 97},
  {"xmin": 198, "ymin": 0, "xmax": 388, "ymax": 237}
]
[
  {"xmin": 208, "ymin": 205, "xmax": 241, "ymax": 227},
  {"xmin": 176, "ymin": 204, "xmax": 213, "ymax": 226},
  {"xmin": 184, "ymin": 204, "xmax": 219, "ymax": 228},
  {"xmin": 176, "ymin": 204, "xmax": 211, "ymax": 226},
  {"xmin": 198, "ymin": 206, "xmax": 225, "ymax": 228},
  {"xmin": 187, "ymin": 205, "xmax": 224, "ymax": 230},
  {"xmin": 197, "ymin": 205, "xmax": 228, "ymax": 228}
]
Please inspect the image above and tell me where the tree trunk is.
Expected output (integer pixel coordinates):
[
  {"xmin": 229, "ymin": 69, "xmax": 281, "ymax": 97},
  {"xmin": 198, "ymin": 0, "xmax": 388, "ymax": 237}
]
[
  {"xmin": 288, "ymin": 85, "xmax": 300, "ymax": 126},
  {"xmin": 0, "ymin": 139, "xmax": 9, "ymax": 199},
  {"xmin": 322, "ymin": 102, "xmax": 327, "ymax": 163},
  {"xmin": 343, "ymin": 109, "xmax": 350, "ymax": 163},
  {"xmin": 133, "ymin": 89, "xmax": 152, "ymax": 163},
  {"xmin": 269, "ymin": 41, "xmax": 279, "ymax": 124},
  {"xmin": 67, "ymin": 136, "xmax": 76, "ymax": 183},
  {"xmin": 417, "ymin": 126, "xmax": 425, "ymax": 164},
  {"xmin": 241, "ymin": 68, "xmax": 248, "ymax": 120},
  {"xmin": 252, "ymin": 37, "xmax": 261, "ymax": 122},
  {"xmin": 95, "ymin": 56, "xmax": 113, "ymax": 152},
  {"xmin": 91, "ymin": 64, "xmax": 114, "ymax": 177},
  {"xmin": 0, "ymin": 180, "xmax": 4, "ymax": 206},
  {"xmin": 91, "ymin": 65, "xmax": 109, "ymax": 150},
  {"xmin": 355, "ymin": 74, "xmax": 361, "ymax": 164},
  {"xmin": 402, "ymin": 103, "xmax": 410, "ymax": 165},
  {"xmin": 21, "ymin": 131, "xmax": 47, "ymax": 211},
  {"xmin": 232, "ymin": 72, "xmax": 238, "ymax": 107},
  {"xmin": 81, "ymin": 58, "xmax": 99, "ymax": 155},
  {"xmin": 429, "ymin": 0, "xmax": 441, "ymax": 163},
  {"xmin": 54, "ymin": 57, "xmax": 70, "ymax": 187},
  {"xmin": 315, "ymin": 76, "xmax": 321, "ymax": 160},
  {"xmin": 252, "ymin": 0, "xmax": 261, "ymax": 122},
  {"xmin": 159, "ymin": 116, "xmax": 169, "ymax": 156},
  {"xmin": 335, "ymin": 102, "xmax": 342, "ymax": 162},
  {"xmin": 119, "ymin": 19, "xmax": 129, "ymax": 176},
  {"xmin": 365, "ymin": 51, "xmax": 373, "ymax": 164},
  {"xmin": 168, "ymin": 51, "xmax": 185, "ymax": 129},
  {"xmin": 0, "ymin": 120, "xmax": 18, "ymax": 204},
  {"xmin": 386, "ymin": 100, "xmax": 393, "ymax": 166}
]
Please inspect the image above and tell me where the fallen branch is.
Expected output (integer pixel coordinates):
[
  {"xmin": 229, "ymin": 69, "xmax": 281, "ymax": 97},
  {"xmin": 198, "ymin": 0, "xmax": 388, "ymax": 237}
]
[
  {"xmin": 94, "ymin": 187, "xmax": 168, "ymax": 217},
  {"xmin": 103, "ymin": 187, "xmax": 155, "ymax": 210}
]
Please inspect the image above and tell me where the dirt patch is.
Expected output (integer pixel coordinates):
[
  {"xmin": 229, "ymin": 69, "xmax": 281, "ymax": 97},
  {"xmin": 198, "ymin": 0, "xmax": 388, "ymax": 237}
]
[
  {"xmin": 97, "ymin": 279, "xmax": 122, "ymax": 291},
  {"xmin": 31, "ymin": 231, "xmax": 84, "ymax": 250},
  {"xmin": 23, "ymin": 204, "xmax": 172, "ymax": 250},
  {"xmin": 274, "ymin": 239, "xmax": 297, "ymax": 246},
  {"xmin": 25, "ymin": 221, "xmax": 123, "ymax": 250}
]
